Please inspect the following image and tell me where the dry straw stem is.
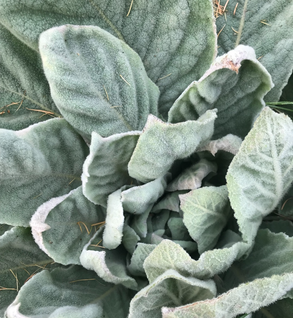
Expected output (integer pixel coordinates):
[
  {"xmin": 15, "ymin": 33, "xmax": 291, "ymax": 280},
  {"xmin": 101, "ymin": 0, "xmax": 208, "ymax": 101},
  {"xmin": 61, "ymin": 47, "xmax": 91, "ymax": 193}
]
[
  {"xmin": 213, "ymin": 0, "xmax": 229, "ymax": 18},
  {"xmin": 260, "ymin": 19, "xmax": 271, "ymax": 26},
  {"xmin": 233, "ymin": 2, "xmax": 239, "ymax": 15},
  {"xmin": 119, "ymin": 74, "xmax": 131, "ymax": 86},
  {"xmin": 1, "ymin": 93, "xmax": 25, "ymax": 114},
  {"xmin": 217, "ymin": 24, "xmax": 226, "ymax": 37},
  {"xmin": 90, "ymin": 239, "xmax": 106, "ymax": 248},
  {"xmin": 25, "ymin": 108, "xmax": 57, "ymax": 118},
  {"xmin": 77, "ymin": 221, "xmax": 105, "ymax": 234},
  {"xmin": 126, "ymin": 0, "xmax": 134, "ymax": 16},
  {"xmin": 103, "ymin": 85, "xmax": 110, "ymax": 101},
  {"xmin": 158, "ymin": 73, "xmax": 172, "ymax": 81}
]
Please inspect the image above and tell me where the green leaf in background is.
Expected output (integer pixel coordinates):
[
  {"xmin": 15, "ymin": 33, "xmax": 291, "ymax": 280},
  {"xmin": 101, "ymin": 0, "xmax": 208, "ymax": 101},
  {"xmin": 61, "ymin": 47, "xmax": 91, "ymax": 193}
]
[
  {"xmin": 162, "ymin": 272, "xmax": 293, "ymax": 318},
  {"xmin": 152, "ymin": 192, "xmax": 185, "ymax": 214},
  {"xmin": 227, "ymin": 107, "xmax": 293, "ymax": 242},
  {"xmin": 168, "ymin": 45, "xmax": 273, "ymax": 139},
  {"xmin": 5, "ymin": 265, "xmax": 132, "ymax": 318},
  {"xmin": 0, "ymin": 0, "xmax": 217, "ymax": 116},
  {"xmin": 129, "ymin": 269, "xmax": 216, "ymax": 318},
  {"xmin": 82, "ymin": 131, "xmax": 140, "ymax": 207},
  {"xmin": 0, "ymin": 118, "xmax": 88, "ymax": 227},
  {"xmin": 216, "ymin": 0, "xmax": 293, "ymax": 102},
  {"xmin": 39, "ymin": 25, "xmax": 159, "ymax": 139},
  {"xmin": 149, "ymin": 210, "xmax": 171, "ymax": 233},
  {"xmin": 222, "ymin": 229, "xmax": 293, "ymax": 294},
  {"xmin": 180, "ymin": 185, "xmax": 231, "ymax": 254},
  {"xmin": 130, "ymin": 206, "xmax": 152, "ymax": 239},
  {"xmin": 122, "ymin": 224, "xmax": 141, "ymax": 254},
  {"xmin": 0, "ymin": 224, "xmax": 12, "ymax": 237},
  {"xmin": 280, "ymin": 73, "xmax": 293, "ymax": 103},
  {"xmin": 0, "ymin": 227, "xmax": 53, "ymax": 316},
  {"xmin": 167, "ymin": 216, "xmax": 191, "ymax": 242},
  {"xmin": 121, "ymin": 174, "xmax": 170, "ymax": 214},
  {"xmin": 127, "ymin": 243, "xmax": 157, "ymax": 278},
  {"xmin": 254, "ymin": 298, "xmax": 293, "ymax": 318},
  {"xmin": 30, "ymin": 186, "xmax": 104, "ymax": 265},
  {"xmin": 0, "ymin": 25, "xmax": 60, "ymax": 131},
  {"xmin": 261, "ymin": 220, "xmax": 293, "ymax": 237},
  {"xmin": 128, "ymin": 110, "xmax": 217, "ymax": 183}
]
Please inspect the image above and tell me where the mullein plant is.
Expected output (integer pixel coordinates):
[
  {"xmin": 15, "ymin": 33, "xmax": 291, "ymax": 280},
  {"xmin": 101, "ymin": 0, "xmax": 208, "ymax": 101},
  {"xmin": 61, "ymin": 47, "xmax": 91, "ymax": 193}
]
[{"xmin": 1, "ymin": 0, "xmax": 293, "ymax": 317}]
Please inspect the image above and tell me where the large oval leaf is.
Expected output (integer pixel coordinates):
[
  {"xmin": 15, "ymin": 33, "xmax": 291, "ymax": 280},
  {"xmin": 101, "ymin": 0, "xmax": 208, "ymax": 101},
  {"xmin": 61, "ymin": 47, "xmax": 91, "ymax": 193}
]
[
  {"xmin": 0, "ymin": 25, "xmax": 60, "ymax": 131},
  {"xmin": 82, "ymin": 130, "xmax": 140, "ymax": 207},
  {"xmin": 180, "ymin": 185, "xmax": 231, "ymax": 254},
  {"xmin": 0, "ymin": 227, "xmax": 53, "ymax": 316},
  {"xmin": 168, "ymin": 45, "xmax": 273, "ymax": 139},
  {"xmin": 227, "ymin": 107, "xmax": 293, "ymax": 242},
  {"xmin": 39, "ymin": 25, "xmax": 159, "ymax": 140},
  {"xmin": 30, "ymin": 187, "xmax": 105, "ymax": 265},
  {"xmin": 0, "ymin": 118, "xmax": 88, "ymax": 226},
  {"xmin": 5, "ymin": 266, "xmax": 131, "ymax": 318}
]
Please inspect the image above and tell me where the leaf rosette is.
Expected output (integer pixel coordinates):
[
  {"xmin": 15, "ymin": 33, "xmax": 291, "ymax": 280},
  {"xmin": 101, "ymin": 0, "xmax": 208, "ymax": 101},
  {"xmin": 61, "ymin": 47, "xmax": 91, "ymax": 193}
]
[{"xmin": 1, "ymin": 1, "xmax": 293, "ymax": 317}]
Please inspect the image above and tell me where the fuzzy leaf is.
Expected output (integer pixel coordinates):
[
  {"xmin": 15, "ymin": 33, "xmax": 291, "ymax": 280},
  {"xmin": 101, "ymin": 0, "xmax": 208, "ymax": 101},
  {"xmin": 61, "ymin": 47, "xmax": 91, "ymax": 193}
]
[
  {"xmin": 222, "ymin": 229, "xmax": 293, "ymax": 290},
  {"xmin": 0, "ymin": 118, "xmax": 88, "ymax": 227},
  {"xmin": 167, "ymin": 159, "xmax": 217, "ymax": 191},
  {"xmin": 152, "ymin": 192, "xmax": 185, "ymax": 213},
  {"xmin": 128, "ymin": 110, "xmax": 217, "ymax": 183},
  {"xmin": 0, "ymin": 0, "xmax": 217, "ymax": 115},
  {"xmin": 129, "ymin": 269, "xmax": 216, "ymax": 318},
  {"xmin": 30, "ymin": 186, "xmax": 104, "ymax": 265},
  {"xmin": 0, "ymin": 25, "xmax": 60, "ymax": 131},
  {"xmin": 167, "ymin": 217, "xmax": 190, "ymax": 241},
  {"xmin": 162, "ymin": 272, "xmax": 293, "ymax": 318},
  {"xmin": 0, "ymin": 227, "xmax": 53, "ymax": 317},
  {"xmin": 39, "ymin": 25, "xmax": 159, "ymax": 139},
  {"xmin": 261, "ymin": 220, "xmax": 293, "ymax": 237},
  {"xmin": 5, "ymin": 266, "xmax": 131, "ymax": 318},
  {"xmin": 130, "ymin": 206, "xmax": 152, "ymax": 239},
  {"xmin": 128, "ymin": 243, "xmax": 156, "ymax": 278},
  {"xmin": 180, "ymin": 186, "xmax": 231, "ymax": 254},
  {"xmin": 80, "ymin": 229, "xmax": 137, "ymax": 290},
  {"xmin": 150, "ymin": 210, "xmax": 171, "ymax": 232},
  {"xmin": 82, "ymin": 131, "xmax": 140, "ymax": 207},
  {"xmin": 227, "ymin": 107, "xmax": 293, "ymax": 242},
  {"xmin": 168, "ymin": 45, "xmax": 273, "ymax": 139},
  {"xmin": 103, "ymin": 188, "xmax": 124, "ymax": 250},
  {"xmin": 122, "ymin": 224, "xmax": 140, "ymax": 254},
  {"xmin": 197, "ymin": 134, "xmax": 242, "ymax": 156},
  {"xmin": 144, "ymin": 239, "xmax": 248, "ymax": 283},
  {"xmin": 216, "ymin": 0, "xmax": 293, "ymax": 102},
  {"xmin": 121, "ymin": 174, "xmax": 170, "ymax": 214}
]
